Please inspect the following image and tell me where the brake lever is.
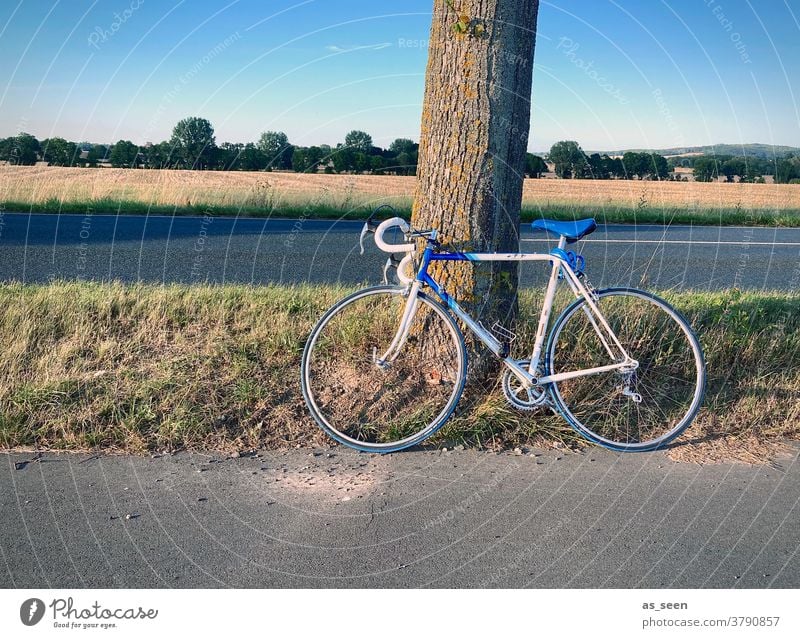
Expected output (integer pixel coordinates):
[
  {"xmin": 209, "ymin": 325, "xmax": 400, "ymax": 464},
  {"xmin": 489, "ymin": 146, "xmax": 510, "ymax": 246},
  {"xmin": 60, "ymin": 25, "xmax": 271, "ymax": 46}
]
[
  {"xmin": 359, "ymin": 205, "xmax": 396, "ymax": 254},
  {"xmin": 382, "ymin": 253, "xmax": 402, "ymax": 284},
  {"xmin": 359, "ymin": 216, "xmax": 380, "ymax": 255}
]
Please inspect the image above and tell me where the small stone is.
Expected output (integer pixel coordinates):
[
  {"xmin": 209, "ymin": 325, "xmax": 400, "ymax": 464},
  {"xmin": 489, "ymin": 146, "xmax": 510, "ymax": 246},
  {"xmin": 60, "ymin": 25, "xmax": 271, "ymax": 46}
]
[
  {"xmin": 513, "ymin": 447, "xmax": 523, "ymax": 455},
  {"xmin": 230, "ymin": 451, "xmax": 240, "ymax": 459},
  {"xmin": 441, "ymin": 447, "xmax": 448, "ymax": 452},
  {"xmin": 198, "ymin": 497, "xmax": 208, "ymax": 502},
  {"xmin": 454, "ymin": 444, "xmax": 465, "ymax": 451},
  {"xmin": 342, "ymin": 496, "xmax": 351, "ymax": 502}
]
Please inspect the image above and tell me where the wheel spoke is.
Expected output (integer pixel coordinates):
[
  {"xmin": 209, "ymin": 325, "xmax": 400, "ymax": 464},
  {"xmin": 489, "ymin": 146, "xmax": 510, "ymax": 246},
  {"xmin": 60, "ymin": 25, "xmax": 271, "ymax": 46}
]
[
  {"xmin": 548, "ymin": 290, "xmax": 704, "ymax": 450},
  {"xmin": 302, "ymin": 288, "xmax": 465, "ymax": 451}
]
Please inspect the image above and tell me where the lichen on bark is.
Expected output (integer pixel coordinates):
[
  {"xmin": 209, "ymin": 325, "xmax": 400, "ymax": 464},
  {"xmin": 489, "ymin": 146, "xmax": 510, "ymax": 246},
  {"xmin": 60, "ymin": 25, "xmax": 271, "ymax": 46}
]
[{"xmin": 412, "ymin": 0, "xmax": 540, "ymax": 371}]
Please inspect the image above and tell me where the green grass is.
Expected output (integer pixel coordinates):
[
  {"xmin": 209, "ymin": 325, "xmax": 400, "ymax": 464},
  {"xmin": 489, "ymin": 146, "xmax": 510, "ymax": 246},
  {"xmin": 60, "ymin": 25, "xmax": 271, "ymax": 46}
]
[
  {"xmin": 3, "ymin": 197, "xmax": 799, "ymax": 227},
  {"xmin": 0, "ymin": 282, "xmax": 797, "ymax": 460}
]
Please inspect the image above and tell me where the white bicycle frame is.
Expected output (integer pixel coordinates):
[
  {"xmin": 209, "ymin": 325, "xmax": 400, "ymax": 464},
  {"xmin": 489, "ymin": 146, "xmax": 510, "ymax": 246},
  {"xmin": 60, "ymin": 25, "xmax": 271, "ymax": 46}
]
[{"xmin": 372, "ymin": 218, "xmax": 638, "ymax": 390}]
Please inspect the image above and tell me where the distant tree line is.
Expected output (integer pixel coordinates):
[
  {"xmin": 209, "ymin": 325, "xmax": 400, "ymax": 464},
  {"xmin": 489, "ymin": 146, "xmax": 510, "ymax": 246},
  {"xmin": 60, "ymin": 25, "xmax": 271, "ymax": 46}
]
[
  {"xmin": 0, "ymin": 118, "xmax": 420, "ymax": 176},
  {"xmin": 546, "ymin": 140, "xmax": 800, "ymax": 184},
  {"xmin": 689, "ymin": 154, "xmax": 800, "ymax": 184},
  {"xmin": 2, "ymin": 124, "xmax": 799, "ymax": 184},
  {"xmin": 547, "ymin": 141, "xmax": 671, "ymax": 180}
]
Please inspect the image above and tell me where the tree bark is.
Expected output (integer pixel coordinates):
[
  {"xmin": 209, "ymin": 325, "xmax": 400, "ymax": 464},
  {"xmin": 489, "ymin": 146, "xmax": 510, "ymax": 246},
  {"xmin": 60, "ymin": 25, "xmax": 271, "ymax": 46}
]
[{"xmin": 412, "ymin": 0, "xmax": 540, "ymax": 364}]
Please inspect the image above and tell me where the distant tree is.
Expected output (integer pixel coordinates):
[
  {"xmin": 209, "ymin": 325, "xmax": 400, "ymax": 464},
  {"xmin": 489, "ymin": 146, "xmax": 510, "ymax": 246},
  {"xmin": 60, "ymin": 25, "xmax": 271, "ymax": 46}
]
[
  {"xmin": 352, "ymin": 152, "xmax": 370, "ymax": 173},
  {"xmin": 170, "ymin": 117, "xmax": 216, "ymax": 169},
  {"xmin": 692, "ymin": 156, "xmax": 721, "ymax": 182},
  {"xmin": 525, "ymin": 153, "xmax": 548, "ymax": 178},
  {"xmin": 292, "ymin": 145, "xmax": 323, "ymax": 173},
  {"xmin": 239, "ymin": 143, "xmax": 266, "ymax": 171},
  {"xmin": 6, "ymin": 132, "xmax": 40, "ymax": 165},
  {"xmin": 142, "ymin": 142, "xmax": 174, "ymax": 169},
  {"xmin": 344, "ymin": 130, "xmax": 373, "ymax": 153},
  {"xmin": 41, "ymin": 137, "xmax": 78, "ymax": 166},
  {"xmin": 84, "ymin": 144, "xmax": 109, "ymax": 167},
  {"xmin": 215, "ymin": 142, "xmax": 242, "ymax": 170},
  {"xmin": 646, "ymin": 153, "xmax": 670, "ymax": 180},
  {"xmin": 586, "ymin": 153, "xmax": 610, "ymax": 180},
  {"xmin": 607, "ymin": 156, "xmax": 625, "ymax": 179},
  {"xmin": 109, "ymin": 140, "xmax": 140, "ymax": 168},
  {"xmin": 775, "ymin": 158, "xmax": 800, "ymax": 184},
  {"xmin": 369, "ymin": 155, "xmax": 385, "ymax": 174},
  {"xmin": 292, "ymin": 147, "xmax": 311, "ymax": 173},
  {"xmin": 622, "ymin": 152, "xmax": 646, "ymax": 179},
  {"xmin": 332, "ymin": 145, "xmax": 356, "ymax": 173},
  {"xmin": 548, "ymin": 140, "xmax": 586, "ymax": 178},
  {"xmin": 386, "ymin": 139, "xmax": 418, "ymax": 175},
  {"xmin": 257, "ymin": 131, "xmax": 292, "ymax": 170},
  {"xmin": 722, "ymin": 158, "xmax": 746, "ymax": 182},
  {"xmin": 389, "ymin": 138, "xmax": 417, "ymax": 156}
]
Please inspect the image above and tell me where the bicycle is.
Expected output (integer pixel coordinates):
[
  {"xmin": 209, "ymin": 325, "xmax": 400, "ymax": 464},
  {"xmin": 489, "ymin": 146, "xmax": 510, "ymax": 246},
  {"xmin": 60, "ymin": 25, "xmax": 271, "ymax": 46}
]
[{"xmin": 301, "ymin": 210, "xmax": 706, "ymax": 453}]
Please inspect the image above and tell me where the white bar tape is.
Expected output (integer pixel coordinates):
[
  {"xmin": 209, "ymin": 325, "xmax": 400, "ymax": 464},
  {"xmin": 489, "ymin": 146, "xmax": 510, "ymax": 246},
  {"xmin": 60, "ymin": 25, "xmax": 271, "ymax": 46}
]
[{"xmin": 374, "ymin": 217, "xmax": 415, "ymax": 253}]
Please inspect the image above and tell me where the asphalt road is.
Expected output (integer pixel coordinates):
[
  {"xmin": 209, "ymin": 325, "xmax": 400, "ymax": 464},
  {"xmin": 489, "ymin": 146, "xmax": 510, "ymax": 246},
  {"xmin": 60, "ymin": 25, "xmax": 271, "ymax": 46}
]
[
  {"xmin": 1, "ymin": 212, "xmax": 799, "ymax": 290},
  {"xmin": 2, "ymin": 446, "xmax": 799, "ymax": 588}
]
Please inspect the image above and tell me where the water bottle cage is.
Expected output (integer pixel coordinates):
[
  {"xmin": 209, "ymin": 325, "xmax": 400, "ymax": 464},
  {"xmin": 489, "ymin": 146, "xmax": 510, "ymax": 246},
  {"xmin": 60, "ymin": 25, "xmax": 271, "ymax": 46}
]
[{"xmin": 549, "ymin": 248, "xmax": 586, "ymax": 279}]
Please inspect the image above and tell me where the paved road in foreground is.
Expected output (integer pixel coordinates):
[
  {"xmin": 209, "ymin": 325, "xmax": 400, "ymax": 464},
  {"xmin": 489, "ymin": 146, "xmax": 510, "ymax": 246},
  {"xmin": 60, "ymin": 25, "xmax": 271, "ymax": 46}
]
[
  {"xmin": 1, "ymin": 212, "xmax": 799, "ymax": 289},
  {"xmin": 1, "ymin": 446, "xmax": 798, "ymax": 588}
]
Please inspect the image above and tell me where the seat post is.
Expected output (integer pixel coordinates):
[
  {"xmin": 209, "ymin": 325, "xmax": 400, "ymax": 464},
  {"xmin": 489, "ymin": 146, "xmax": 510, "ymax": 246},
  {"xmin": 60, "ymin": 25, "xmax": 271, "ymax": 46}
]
[{"xmin": 558, "ymin": 236, "xmax": 567, "ymax": 250}]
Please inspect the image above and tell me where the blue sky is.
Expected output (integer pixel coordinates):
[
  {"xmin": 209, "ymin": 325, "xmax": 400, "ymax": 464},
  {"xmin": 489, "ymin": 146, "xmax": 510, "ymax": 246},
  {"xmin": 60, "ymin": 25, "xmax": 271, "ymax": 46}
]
[{"xmin": 1, "ymin": 0, "xmax": 798, "ymax": 151}]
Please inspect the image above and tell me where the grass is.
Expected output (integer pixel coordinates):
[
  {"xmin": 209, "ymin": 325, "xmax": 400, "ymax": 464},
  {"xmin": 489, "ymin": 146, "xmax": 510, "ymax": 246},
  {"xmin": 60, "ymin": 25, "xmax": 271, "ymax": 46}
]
[
  {"xmin": 0, "ymin": 282, "xmax": 797, "ymax": 462},
  {"xmin": 2, "ymin": 166, "xmax": 800, "ymax": 226}
]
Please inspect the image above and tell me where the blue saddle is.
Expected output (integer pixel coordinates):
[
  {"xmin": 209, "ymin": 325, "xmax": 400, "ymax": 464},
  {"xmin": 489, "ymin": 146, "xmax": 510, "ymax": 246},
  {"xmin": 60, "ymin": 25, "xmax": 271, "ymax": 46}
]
[{"xmin": 531, "ymin": 218, "xmax": 597, "ymax": 244}]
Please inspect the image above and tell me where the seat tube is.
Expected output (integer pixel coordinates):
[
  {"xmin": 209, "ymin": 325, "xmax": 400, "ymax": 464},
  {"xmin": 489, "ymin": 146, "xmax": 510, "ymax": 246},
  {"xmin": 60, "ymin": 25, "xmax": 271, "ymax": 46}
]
[{"xmin": 529, "ymin": 236, "xmax": 567, "ymax": 374}]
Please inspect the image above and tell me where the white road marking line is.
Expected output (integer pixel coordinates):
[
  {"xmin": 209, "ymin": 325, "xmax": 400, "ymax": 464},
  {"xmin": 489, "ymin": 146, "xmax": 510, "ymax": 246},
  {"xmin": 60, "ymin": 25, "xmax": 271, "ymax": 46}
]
[{"xmin": 521, "ymin": 239, "xmax": 800, "ymax": 246}]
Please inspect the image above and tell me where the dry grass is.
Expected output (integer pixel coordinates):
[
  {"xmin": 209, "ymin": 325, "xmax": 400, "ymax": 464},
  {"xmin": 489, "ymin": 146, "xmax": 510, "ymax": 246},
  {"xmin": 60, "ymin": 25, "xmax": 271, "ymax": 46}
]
[
  {"xmin": 0, "ymin": 282, "xmax": 797, "ymax": 463},
  {"xmin": 2, "ymin": 166, "xmax": 799, "ymax": 224}
]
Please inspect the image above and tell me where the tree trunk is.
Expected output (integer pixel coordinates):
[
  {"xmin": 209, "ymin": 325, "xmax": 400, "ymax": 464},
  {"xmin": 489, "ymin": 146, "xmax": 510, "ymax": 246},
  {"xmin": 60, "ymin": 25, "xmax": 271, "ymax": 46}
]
[{"xmin": 412, "ymin": 0, "xmax": 540, "ymax": 367}]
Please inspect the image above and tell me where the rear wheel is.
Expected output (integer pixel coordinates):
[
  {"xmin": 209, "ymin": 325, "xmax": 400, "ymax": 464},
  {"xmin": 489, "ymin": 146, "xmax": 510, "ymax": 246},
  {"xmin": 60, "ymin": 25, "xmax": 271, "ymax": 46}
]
[
  {"xmin": 301, "ymin": 286, "xmax": 467, "ymax": 453},
  {"xmin": 546, "ymin": 288, "xmax": 705, "ymax": 451}
]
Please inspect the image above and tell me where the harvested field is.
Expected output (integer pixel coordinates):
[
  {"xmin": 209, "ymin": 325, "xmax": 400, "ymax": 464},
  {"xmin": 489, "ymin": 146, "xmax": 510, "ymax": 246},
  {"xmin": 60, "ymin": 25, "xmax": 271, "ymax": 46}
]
[{"xmin": 2, "ymin": 166, "xmax": 799, "ymax": 225}]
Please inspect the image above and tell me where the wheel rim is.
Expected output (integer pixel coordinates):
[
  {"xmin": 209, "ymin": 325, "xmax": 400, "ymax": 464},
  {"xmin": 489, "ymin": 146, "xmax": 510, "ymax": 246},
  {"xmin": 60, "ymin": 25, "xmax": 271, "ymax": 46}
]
[
  {"xmin": 548, "ymin": 290, "xmax": 704, "ymax": 450},
  {"xmin": 302, "ymin": 288, "xmax": 466, "ymax": 450}
]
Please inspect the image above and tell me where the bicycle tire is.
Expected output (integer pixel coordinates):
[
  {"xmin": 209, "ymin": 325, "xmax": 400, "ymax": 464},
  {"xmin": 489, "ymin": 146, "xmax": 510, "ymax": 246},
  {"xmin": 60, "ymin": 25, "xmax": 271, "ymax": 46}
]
[
  {"xmin": 301, "ymin": 285, "xmax": 468, "ymax": 453},
  {"xmin": 546, "ymin": 288, "xmax": 706, "ymax": 452}
]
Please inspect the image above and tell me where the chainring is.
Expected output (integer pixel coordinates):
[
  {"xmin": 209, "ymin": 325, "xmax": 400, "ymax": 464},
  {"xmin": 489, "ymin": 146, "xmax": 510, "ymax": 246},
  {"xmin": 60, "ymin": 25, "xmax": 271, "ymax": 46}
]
[{"xmin": 501, "ymin": 360, "xmax": 550, "ymax": 411}]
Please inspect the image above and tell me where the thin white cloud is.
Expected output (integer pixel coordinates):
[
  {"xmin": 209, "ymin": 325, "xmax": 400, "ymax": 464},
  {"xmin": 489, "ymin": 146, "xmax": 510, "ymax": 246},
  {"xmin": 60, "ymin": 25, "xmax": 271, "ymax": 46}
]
[{"xmin": 325, "ymin": 42, "xmax": 392, "ymax": 53}]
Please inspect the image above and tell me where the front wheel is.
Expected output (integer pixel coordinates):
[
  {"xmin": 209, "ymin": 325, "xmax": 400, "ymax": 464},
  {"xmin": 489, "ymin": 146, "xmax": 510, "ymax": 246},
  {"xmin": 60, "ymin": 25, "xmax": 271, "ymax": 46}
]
[
  {"xmin": 546, "ymin": 288, "xmax": 706, "ymax": 451},
  {"xmin": 301, "ymin": 286, "xmax": 467, "ymax": 453}
]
